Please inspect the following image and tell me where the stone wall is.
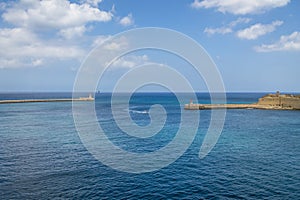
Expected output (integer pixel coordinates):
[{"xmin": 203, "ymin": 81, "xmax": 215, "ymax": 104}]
[
  {"xmin": 258, "ymin": 94, "xmax": 300, "ymax": 109},
  {"xmin": 281, "ymin": 96, "xmax": 300, "ymax": 109},
  {"xmin": 258, "ymin": 96, "xmax": 280, "ymax": 106}
]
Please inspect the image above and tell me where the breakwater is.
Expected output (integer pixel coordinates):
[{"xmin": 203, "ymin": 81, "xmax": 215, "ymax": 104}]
[
  {"xmin": 185, "ymin": 92, "xmax": 300, "ymax": 110},
  {"xmin": 0, "ymin": 96, "xmax": 94, "ymax": 104},
  {"xmin": 184, "ymin": 103, "xmax": 293, "ymax": 110}
]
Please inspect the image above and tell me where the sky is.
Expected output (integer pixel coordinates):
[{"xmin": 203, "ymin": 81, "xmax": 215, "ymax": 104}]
[{"xmin": 0, "ymin": 0, "xmax": 299, "ymax": 92}]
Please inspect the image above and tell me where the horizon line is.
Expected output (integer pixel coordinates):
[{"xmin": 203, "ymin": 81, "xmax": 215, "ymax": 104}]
[{"xmin": 0, "ymin": 91, "xmax": 299, "ymax": 94}]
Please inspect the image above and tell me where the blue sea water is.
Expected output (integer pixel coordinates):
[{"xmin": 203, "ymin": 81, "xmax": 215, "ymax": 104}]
[{"xmin": 0, "ymin": 93, "xmax": 299, "ymax": 199}]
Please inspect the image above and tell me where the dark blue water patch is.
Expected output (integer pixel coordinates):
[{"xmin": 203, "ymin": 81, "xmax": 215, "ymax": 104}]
[
  {"xmin": 95, "ymin": 92, "xmax": 181, "ymax": 153},
  {"xmin": 0, "ymin": 93, "xmax": 299, "ymax": 199}
]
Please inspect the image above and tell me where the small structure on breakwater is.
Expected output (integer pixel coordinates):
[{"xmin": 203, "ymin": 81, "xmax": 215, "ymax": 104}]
[{"xmin": 185, "ymin": 92, "xmax": 300, "ymax": 110}]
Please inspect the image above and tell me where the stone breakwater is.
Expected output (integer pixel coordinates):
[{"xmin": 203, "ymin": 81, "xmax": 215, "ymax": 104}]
[
  {"xmin": 185, "ymin": 92, "xmax": 300, "ymax": 110},
  {"xmin": 0, "ymin": 96, "xmax": 94, "ymax": 104}
]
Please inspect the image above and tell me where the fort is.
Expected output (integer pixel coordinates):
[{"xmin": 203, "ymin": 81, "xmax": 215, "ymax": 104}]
[{"xmin": 185, "ymin": 92, "xmax": 300, "ymax": 110}]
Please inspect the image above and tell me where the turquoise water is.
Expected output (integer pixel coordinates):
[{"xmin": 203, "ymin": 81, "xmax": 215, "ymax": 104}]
[{"xmin": 0, "ymin": 93, "xmax": 299, "ymax": 199}]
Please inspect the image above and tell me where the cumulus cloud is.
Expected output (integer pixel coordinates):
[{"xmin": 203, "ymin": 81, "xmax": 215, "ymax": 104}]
[
  {"xmin": 32, "ymin": 59, "xmax": 44, "ymax": 67},
  {"xmin": 91, "ymin": 35, "xmax": 112, "ymax": 47},
  {"xmin": 103, "ymin": 36, "xmax": 129, "ymax": 51},
  {"xmin": 58, "ymin": 26, "xmax": 86, "ymax": 40},
  {"xmin": 229, "ymin": 17, "xmax": 252, "ymax": 27},
  {"xmin": 84, "ymin": 0, "xmax": 103, "ymax": 7},
  {"xmin": 0, "ymin": 28, "xmax": 83, "ymax": 58},
  {"xmin": 111, "ymin": 55, "xmax": 149, "ymax": 68},
  {"xmin": 0, "ymin": 58, "xmax": 43, "ymax": 69},
  {"xmin": 255, "ymin": 32, "xmax": 300, "ymax": 52},
  {"xmin": 204, "ymin": 27, "xmax": 232, "ymax": 35},
  {"xmin": 0, "ymin": 27, "xmax": 84, "ymax": 68},
  {"xmin": 119, "ymin": 13, "xmax": 134, "ymax": 26},
  {"xmin": 236, "ymin": 20, "xmax": 283, "ymax": 40},
  {"xmin": 191, "ymin": 0, "xmax": 290, "ymax": 15},
  {"xmin": 2, "ymin": 0, "xmax": 112, "ymax": 31},
  {"xmin": 0, "ymin": 0, "xmax": 112, "ymax": 68},
  {"xmin": 204, "ymin": 17, "xmax": 251, "ymax": 36}
]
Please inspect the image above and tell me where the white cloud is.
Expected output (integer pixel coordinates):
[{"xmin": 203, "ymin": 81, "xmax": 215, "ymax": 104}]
[
  {"xmin": 84, "ymin": 0, "xmax": 103, "ymax": 7},
  {"xmin": 111, "ymin": 55, "xmax": 149, "ymax": 68},
  {"xmin": 0, "ymin": 0, "xmax": 113, "ymax": 68},
  {"xmin": 58, "ymin": 26, "xmax": 86, "ymax": 39},
  {"xmin": 2, "ymin": 0, "xmax": 112, "ymax": 31},
  {"xmin": 236, "ymin": 20, "xmax": 283, "ymax": 40},
  {"xmin": 204, "ymin": 27, "xmax": 232, "ymax": 35},
  {"xmin": 204, "ymin": 17, "xmax": 251, "ymax": 36},
  {"xmin": 229, "ymin": 17, "xmax": 251, "ymax": 27},
  {"xmin": 92, "ymin": 35, "xmax": 112, "ymax": 47},
  {"xmin": 0, "ymin": 28, "xmax": 84, "ymax": 68},
  {"xmin": 255, "ymin": 32, "xmax": 300, "ymax": 52},
  {"xmin": 191, "ymin": 0, "xmax": 290, "ymax": 15},
  {"xmin": 103, "ymin": 36, "xmax": 129, "ymax": 51},
  {"xmin": 0, "ymin": 58, "xmax": 23, "ymax": 69},
  {"xmin": 0, "ymin": 58, "xmax": 42, "ymax": 69},
  {"xmin": 0, "ymin": 28, "xmax": 83, "ymax": 58},
  {"xmin": 119, "ymin": 13, "xmax": 134, "ymax": 26},
  {"xmin": 32, "ymin": 59, "xmax": 44, "ymax": 67}
]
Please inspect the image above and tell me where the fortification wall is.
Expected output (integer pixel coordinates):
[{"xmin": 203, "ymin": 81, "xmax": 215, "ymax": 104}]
[
  {"xmin": 258, "ymin": 96, "xmax": 280, "ymax": 106},
  {"xmin": 258, "ymin": 95, "xmax": 300, "ymax": 109},
  {"xmin": 281, "ymin": 97, "xmax": 300, "ymax": 109}
]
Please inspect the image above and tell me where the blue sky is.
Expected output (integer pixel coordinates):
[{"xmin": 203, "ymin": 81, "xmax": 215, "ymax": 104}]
[{"xmin": 0, "ymin": 0, "xmax": 299, "ymax": 92}]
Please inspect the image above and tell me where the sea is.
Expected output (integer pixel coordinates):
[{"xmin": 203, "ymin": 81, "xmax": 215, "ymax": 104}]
[{"xmin": 0, "ymin": 92, "xmax": 299, "ymax": 199}]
